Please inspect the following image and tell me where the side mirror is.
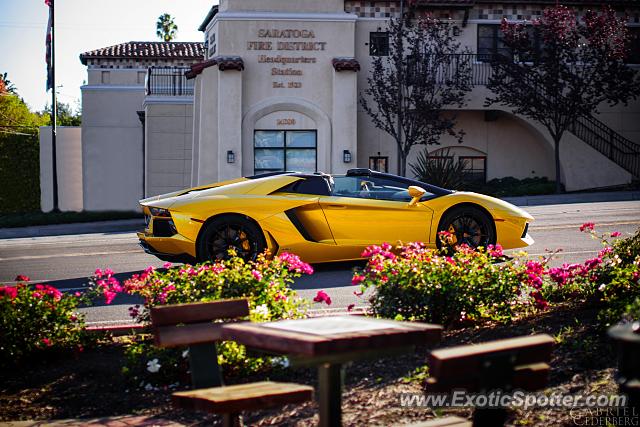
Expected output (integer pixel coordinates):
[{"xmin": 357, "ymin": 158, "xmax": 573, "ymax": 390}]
[{"xmin": 408, "ymin": 186, "xmax": 426, "ymax": 207}]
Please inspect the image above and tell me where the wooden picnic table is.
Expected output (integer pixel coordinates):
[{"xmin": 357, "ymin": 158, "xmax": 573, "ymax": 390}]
[{"xmin": 221, "ymin": 315, "xmax": 442, "ymax": 427}]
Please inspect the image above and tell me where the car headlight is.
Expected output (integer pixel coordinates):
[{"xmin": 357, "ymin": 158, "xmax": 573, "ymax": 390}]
[{"xmin": 149, "ymin": 207, "xmax": 171, "ymax": 217}]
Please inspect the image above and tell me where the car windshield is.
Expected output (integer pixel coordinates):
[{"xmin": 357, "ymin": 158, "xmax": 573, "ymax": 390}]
[{"xmin": 330, "ymin": 176, "xmax": 434, "ymax": 202}]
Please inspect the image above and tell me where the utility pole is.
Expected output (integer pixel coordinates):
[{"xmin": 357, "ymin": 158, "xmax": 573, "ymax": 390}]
[{"xmin": 50, "ymin": 0, "xmax": 59, "ymax": 212}]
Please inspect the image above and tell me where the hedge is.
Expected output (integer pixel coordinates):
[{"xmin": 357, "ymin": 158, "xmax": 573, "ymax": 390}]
[{"xmin": 0, "ymin": 133, "xmax": 40, "ymax": 213}]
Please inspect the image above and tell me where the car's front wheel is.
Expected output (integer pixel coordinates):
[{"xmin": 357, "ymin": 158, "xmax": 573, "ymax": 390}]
[
  {"xmin": 437, "ymin": 206, "xmax": 496, "ymax": 250},
  {"xmin": 198, "ymin": 216, "xmax": 265, "ymax": 262}
]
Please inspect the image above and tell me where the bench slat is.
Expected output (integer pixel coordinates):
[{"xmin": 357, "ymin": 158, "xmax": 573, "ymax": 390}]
[
  {"xmin": 429, "ymin": 335, "xmax": 554, "ymax": 380},
  {"xmin": 150, "ymin": 299, "xmax": 250, "ymax": 327},
  {"xmin": 426, "ymin": 362, "xmax": 550, "ymax": 392},
  {"xmin": 172, "ymin": 381, "xmax": 314, "ymax": 414},
  {"xmin": 154, "ymin": 322, "xmax": 225, "ymax": 348},
  {"xmin": 406, "ymin": 416, "xmax": 472, "ymax": 427}
]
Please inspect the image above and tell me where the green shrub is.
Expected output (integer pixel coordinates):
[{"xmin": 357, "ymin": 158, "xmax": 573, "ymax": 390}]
[
  {"xmin": 543, "ymin": 224, "xmax": 640, "ymax": 326},
  {"xmin": 410, "ymin": 147, "xmax": 468, "ymax": 190},
  {"xmin": 354, "ymin": 241, "xmax": 542, "ymax": 326},
  {"xmin": 92, "ymin": 252, "xmax": 312, "ymax": 386},
  {"xmin": 464, "ymin": 176, "xmax": 558, "ymax": 197},
  {"xmin": 0, "ymin": 133, "xmax": 40, "ymax": 213},
  {"xmin": 0, "ymin": 276, "xmax": 86, "ymax": 364}
]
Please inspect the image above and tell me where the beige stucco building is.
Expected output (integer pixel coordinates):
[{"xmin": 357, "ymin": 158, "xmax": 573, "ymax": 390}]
[{"xmin": 41, "ymin": 0, "xmax": 640, "ymax": 211}]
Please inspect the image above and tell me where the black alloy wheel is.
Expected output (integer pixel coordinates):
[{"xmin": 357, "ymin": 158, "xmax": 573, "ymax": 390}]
[
  {"xmin": 437, "ymin": 206, "xmax": 496, "ymax": 250},
  {"xmin": 199, "ymin": 217, "xmax": 265, "ymax": 262}
]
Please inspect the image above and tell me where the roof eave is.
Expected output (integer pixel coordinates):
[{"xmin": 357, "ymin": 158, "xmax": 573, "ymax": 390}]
[{"xmin": 198, "ymin": 5, "xmax": 219, "ymax": 32}]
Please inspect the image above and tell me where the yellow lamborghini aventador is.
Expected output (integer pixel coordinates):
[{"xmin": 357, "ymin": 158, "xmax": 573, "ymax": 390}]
[{"xmin": 137, "ymin": 169, "xmax": 534, "ymax": 264}]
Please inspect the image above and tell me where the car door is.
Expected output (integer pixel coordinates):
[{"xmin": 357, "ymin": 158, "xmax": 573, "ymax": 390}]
[{"xmin": 320, "ymin": 175, "xmax": 434, "ymax": 246}]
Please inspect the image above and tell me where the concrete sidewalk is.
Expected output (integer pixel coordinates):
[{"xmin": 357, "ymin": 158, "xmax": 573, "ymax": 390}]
[
  {"xmin": 502, "ymin": 190, "xmax": 640, "ymax": 206},
  {"xmin": 1, "ymin": 190, "xmax": 638, "ymax": 240}
]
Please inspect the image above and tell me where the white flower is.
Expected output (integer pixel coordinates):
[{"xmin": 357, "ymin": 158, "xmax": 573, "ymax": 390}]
[
  {"xmin": 598, "ymin": 284, "xmax": 606, "ymax": 292},
  {"xmin": 144, "ymin": 383, "xmax": 154, "ymax": 391},
  {"xmin": 146, "ymin": 358, "xmax": 161, "ymax": 373},
  {"xmin": 253, "ymin": 304, "xmax": 269, "ymax": 318},
  {"xmin": 182, "ymin": 349, "xmax": 189, "ymax": 359}
]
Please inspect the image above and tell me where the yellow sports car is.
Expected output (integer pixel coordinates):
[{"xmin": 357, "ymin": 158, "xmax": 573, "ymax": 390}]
[{"xmin": 137, "ymin": 169, "xmax": 534, "ymax": 264}]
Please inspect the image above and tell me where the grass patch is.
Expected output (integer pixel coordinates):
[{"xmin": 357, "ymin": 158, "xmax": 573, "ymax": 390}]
[{"xmin": 0, "ymin": 211, "xmax": 143, "ymax": 228}]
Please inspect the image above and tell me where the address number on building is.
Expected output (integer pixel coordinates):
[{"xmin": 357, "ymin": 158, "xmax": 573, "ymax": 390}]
[{"xmin": 277, "ymin": 118, "xmax": 296, "ymax": 126}]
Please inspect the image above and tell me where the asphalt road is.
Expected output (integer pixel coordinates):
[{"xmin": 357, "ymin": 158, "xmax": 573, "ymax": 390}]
[{"xmin": 1, "ymin": 200, "xmax": 639, "ymax": 326}]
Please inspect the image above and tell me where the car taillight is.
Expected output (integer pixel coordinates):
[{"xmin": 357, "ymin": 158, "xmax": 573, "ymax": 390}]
[{"xmin": 149, "ymin": 207, "xmax": 171, "ymax": 217}]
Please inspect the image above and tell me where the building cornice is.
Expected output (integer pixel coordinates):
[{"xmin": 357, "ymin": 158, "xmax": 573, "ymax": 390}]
[
  {"xmin": 143, "ymin": 96, "xmax": 194, "ymax": 108},
  {"xmin": 80, "ymin": 84, "xmax": 144, "ymax": 91},
  {"xmin": 212, "ymin": 11, "xmax": 358, "ymax": 25}
]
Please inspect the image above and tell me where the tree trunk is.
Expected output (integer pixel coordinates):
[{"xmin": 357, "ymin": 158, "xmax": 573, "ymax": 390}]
[
  {"xmin": 399, "ymin": 150, "xmax": 407, "ymax": 177},
  {"xmin": 554, "ymin": 134, "xmax": 562, "ymax": 194}
]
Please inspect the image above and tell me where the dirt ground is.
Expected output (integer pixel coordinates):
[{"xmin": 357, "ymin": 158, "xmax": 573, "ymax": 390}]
[{"xmin": 0, "ymin": 303, "xmax": 627, "ymax": 426}]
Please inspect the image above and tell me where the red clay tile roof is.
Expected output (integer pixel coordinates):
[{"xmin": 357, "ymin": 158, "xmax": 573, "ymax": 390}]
[{"xmin": 79, "ymin": 42, "xmax": 204, "ymax": 65}]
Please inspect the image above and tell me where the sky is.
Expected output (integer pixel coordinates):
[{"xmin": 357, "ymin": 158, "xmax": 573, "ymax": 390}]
[{"xmin": 0, "ymin": 0, "xmax": 216, "ymax": 113}]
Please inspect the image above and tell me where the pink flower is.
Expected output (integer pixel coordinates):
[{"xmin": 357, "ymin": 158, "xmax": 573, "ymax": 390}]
[
  {"xmin": 274, "ymin": 293, "xmax": 287, "ymax": 302},
  {"xmin": 579, "ymin": 222, "xmax": 595, "ymax": 232},
  {"xmin": 611, "ymin": 231, "xmax": 622, "ymax": 238},
  {"xmin": 41, "ymin": 338, "xmax": 52, "ymax": 347},
  {"xmin": 313, "ymin": 290, "xmax": 332, "ymax": 305},
  {"xmin": 104, "ymin": 268, "xmax": 114, "ymax": 276},
  {"xmin": 278, "ymin": 252, "xmax": 314, "ymax": 275},
  {"xmin": 351, "ymin": 275, "xmax": 365, "ymax": 285},
  {"xmin": 0, "ymin": 286, "xmax": 18, "ymax": 299},
  {"xmin": 94, "ymin": 268, "xmax": 103, "ymax": 278},
  {"xmin": 144, "ymin": 266, "xmax": 156, "ymax": 275},
  {"xmin": 487, "ymin": 244, "xmax": 504, "ymax": 258},
  {"xmin": 14, "ymin": 274, "xmax": 30, "ymax": 282},
  {"xmin": 163, "ymin": 262, "xmax": 173, "ymax": 268},
  {"xmin": 74, "ymin": 291, "xmax": 82, "ymax": 297},
  {"xmin": 70, "ymin": 314, "xmax": 78, "ymax": 322},
  {"xmin": 251, "ymin": 270, "xmax": 263, "ymax": 281}
]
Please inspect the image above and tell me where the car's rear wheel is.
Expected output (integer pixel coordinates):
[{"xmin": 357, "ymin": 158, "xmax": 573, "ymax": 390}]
[
  {"xmin": 198, "ymin": 217, "xmax": 265, "ymax": 262},
  {"xmin": 437, "ymin": 206, "xmax": 496, "ymax": 250}
]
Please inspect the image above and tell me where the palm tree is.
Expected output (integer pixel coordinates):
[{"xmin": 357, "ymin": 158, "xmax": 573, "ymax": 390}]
[{"xmin": 156, "ymin": 13, "xmax": 178, "ymax": 42}]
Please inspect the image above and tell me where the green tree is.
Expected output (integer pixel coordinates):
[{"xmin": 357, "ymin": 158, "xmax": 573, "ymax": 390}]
[
  {"xmin": 486, "ymin": 5, "xmax": 640, "ymax": 193},
  {"xmin": 43, "ymin": 101, "xmax": 82, "ymax": 126},
  {"xmin": 156, "ymin": 13, "xmax": 178, "ymax": 42}
]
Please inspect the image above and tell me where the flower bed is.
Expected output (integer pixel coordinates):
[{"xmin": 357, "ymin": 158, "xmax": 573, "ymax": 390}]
[
  {"xmin": 355, "ymin": 226, "xmax": 640, "ymax": 328},
  {"xmin": 0, "ymin": 276, "xmax": 87, "ymax": 364}
]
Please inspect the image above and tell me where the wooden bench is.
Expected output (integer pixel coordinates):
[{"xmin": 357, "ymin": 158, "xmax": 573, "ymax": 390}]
[
  {"xmin": 151, "ymin": 299, "xmax": 314, "ymax": 427},
  {"xmin": 415, "ymin": 334, "xmax": 554, "ymax": 427}
]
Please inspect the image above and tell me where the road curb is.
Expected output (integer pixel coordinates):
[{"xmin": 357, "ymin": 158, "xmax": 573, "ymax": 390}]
[{"xmin": 0, "ymin": 219, "xmax": 144, "ymax": 239}]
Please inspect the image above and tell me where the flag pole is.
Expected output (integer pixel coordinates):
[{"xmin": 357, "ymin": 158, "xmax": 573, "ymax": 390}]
[{"xmin": 50, "ymin": 0, "xmax": 59, "ymax": 212}]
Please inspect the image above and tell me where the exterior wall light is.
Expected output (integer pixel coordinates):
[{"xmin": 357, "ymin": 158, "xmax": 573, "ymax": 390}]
[
  {"xmin": 227, "ymin": 150, "xmax": 235, "ymax": 163},
  {"xmin": 343, "ymin": 150, "xmax": 352, "ymax": 163}
]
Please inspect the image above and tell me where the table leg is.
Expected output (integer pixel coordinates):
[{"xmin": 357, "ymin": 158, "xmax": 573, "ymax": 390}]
[{"xmin": 318, "ymin": 363, "xmax": 344, "ymax": 427}]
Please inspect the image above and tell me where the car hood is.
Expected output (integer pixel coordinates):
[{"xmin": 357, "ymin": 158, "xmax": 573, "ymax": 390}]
[{"xmin": 438, "ymin": 191, "xmax": 534, "ymax": 220}]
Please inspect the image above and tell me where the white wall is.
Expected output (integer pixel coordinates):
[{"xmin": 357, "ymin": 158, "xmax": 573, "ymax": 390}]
[
  {"xmin": 80, "ymin": 86, "xmax": 145, "ymax": 211},
  {"xmin": 40, "ymin": 126, "xmax": 83, "ymax": 212},
  {"xmin": 144, "ymin": 100, "xmax": 194, "ymax": 196}
]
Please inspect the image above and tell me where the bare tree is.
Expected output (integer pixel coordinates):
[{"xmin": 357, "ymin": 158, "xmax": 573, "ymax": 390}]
[{"xmin": 360, "ymin": 12, "xmax": 472, "ymax": 176}]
